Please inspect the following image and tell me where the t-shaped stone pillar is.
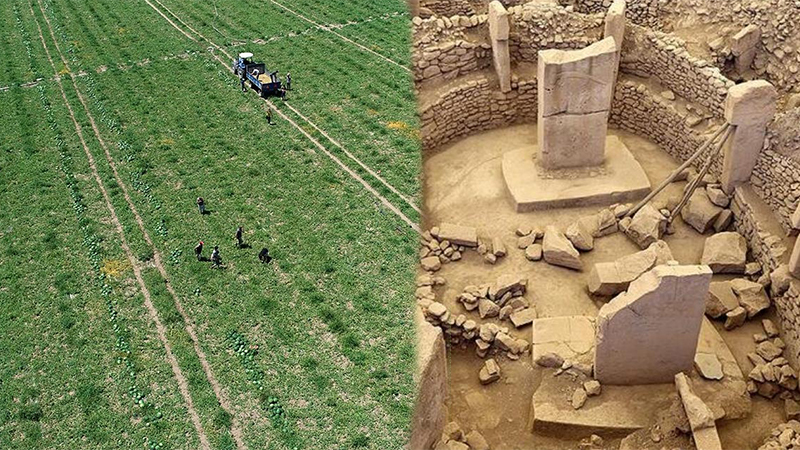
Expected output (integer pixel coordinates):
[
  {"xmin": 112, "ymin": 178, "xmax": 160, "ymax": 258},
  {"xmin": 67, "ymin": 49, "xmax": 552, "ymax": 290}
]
[
  {"xmin": 537, "ymin": 37, "xmax": 618, "ymax": 169},
  {"xmin": 603, "ymin": 0, "xmax": 626, "ymax": 51},
  {"xmin": 488, "ymin": 1, "xmax": 511, "ymax": 93},
  {"xmin": 594, "ymin": 264, "xmax": 713, "ymax": 385},
  {"xmin": 721, "ymin": 80, "xmax": 777, "ymax": 194}
]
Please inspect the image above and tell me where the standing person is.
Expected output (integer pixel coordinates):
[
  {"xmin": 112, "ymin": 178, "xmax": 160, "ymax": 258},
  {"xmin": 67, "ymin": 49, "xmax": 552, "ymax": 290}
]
[
  {"xmin": 258, "ymin": 247, "xmax": 272, "ymax": 264},
  {"xmin": 194, "ymin": 241, "xmax": 204, "ymax": 261},
  {"xmin": 235, "ymin": 226, "xmax": 243, "ymax": 248},
  {"xmin": 211, "ymin": 246, "xmax": 221, "ymax": 268},
  {"xmin": 285, "ymin": 72, "xmax": 291, "ymax": 90},
  {"xmin": 240, "ymin": 77, "xmax": 246, "ymax": 92},
  {"xmin": 197, "ymin": 197, "xmax": 205, "ymax": 214},
  {"xmin": 266, "ymin": 108, "xmax": 273, "ymax": 125}
]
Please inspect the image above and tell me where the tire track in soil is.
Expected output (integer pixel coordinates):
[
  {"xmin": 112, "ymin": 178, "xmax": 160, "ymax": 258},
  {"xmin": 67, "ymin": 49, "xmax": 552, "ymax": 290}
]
[
  {"xmin": 143, "ymin": 0, "xmax": 422, "ymax": 232},
  {"xmin": 27, "ymin": 1, "xmax": 212, "ymax": 449},
  {"xmin": 31, "ymin": 1, "xmax": 248, "ymax": 449},
  {"xmin": 266, "ymin": 0, "xmax": 411, "ymax": 73}
]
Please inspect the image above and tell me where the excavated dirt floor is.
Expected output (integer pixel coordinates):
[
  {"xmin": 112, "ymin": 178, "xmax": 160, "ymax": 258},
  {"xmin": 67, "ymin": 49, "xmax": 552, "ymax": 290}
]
[{"xmin": 422, "ymin": 124, "xmax": 786, "ymax": 449}]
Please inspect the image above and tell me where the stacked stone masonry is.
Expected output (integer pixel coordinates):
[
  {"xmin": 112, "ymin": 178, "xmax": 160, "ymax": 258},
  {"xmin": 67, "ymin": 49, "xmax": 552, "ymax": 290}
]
[{"xmin": 622, "ymin": 25, "xmax": 734, "ymax": 117}]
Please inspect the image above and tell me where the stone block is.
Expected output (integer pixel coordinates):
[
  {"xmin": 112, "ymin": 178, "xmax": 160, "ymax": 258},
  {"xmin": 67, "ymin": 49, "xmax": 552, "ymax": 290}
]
[
  {"xmin": 543, "ymin": 225, "xmax": 582, "ymax": 270},
  {"xmin": 410, "ymin": 312, "xmax": 447, "ymax": 450},
  {"xmin": 700, "ymin": 232, "xmax": 747, "ymax": 274},
  {"xmin": 724, "ymin": 80, "xmax": 777, "ymax": 126},
  {"xmin": 487, "ymin": 1, "xmax": 509, "ymax": 42},
  {"xmin": 594, "ymin": 265, "xmax": 713, "ymax": 385},
  {"xmin": 437, "ymin": 222, "xmax": 478, "ymax": 247},
  {"xmin": 603, "ymin": 0, "xmax": 626, "ymax": 51},
  {"xmin": 588, "ymin": 240, "xmax": 673, "ymax": 297}
]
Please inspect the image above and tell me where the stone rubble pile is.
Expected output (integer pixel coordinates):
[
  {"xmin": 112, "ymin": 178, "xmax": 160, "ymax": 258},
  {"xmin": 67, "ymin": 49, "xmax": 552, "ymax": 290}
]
[
  {"xmin": 681, "ymin": 185, "xmax": 736, "ymax": 234},
  {"xmin": 433, "ymin": 421, "xmax": 490, "ymax": 450},
  {"xmin": 759, "ymin": 421, "xmax": 800, "ymax": 450},
  {"xmin": 705, "ymin": 277, "xmax": 771, "ymax": 330},
  {"xmin": 745, "ymin": 320, "xmax": 800, "ymax": 402},
  {"xmin": 419, "ymin": 223, "xmax": 478, "ymax": 272}
]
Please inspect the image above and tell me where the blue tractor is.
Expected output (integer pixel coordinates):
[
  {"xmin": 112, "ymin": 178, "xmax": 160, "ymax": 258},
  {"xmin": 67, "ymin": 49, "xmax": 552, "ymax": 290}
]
[{"xmin": 233, "ymin": 52, "xmax": 284, "ymax": 98}]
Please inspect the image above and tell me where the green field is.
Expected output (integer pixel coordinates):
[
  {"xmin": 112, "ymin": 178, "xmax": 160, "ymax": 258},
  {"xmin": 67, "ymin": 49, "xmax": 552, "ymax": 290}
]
[{"xmin": 0, "ymin": 0, "xmax": 420, "ymax": 449}]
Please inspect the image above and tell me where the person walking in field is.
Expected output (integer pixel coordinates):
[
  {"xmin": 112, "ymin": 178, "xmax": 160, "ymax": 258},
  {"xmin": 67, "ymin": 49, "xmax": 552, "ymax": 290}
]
[
  {"xmin": 197, "ymin": 197, "xmax": 206, "ymax": 214},
  {"xmin": 235, "ymin": 226, "xmax": 244, "ymax": 248},
  {"xmin": 194, "ymin": 241, "xmax": 204, "ymax": 261},
  {"xmin": 211, "ymin": 245, "xmax": 221, "ymax": 268},
  {"xmin": 258, "ymin": 247, "xmax": 272, "ymax": 264},
  {"xmin": 266, "ymin": 108, "xmax": 273, "ymax": 125},
  {"xmin": 241, "ymin": 77, "xmax": 246, "ymax": 92},
  {"xmin": 285, "ymin": 72, "xmax": 291, "ymax": 90}
]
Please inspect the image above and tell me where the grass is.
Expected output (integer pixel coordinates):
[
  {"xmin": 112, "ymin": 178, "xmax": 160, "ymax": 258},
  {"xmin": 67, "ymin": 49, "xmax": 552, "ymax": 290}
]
[{"xmin": 0, "ymin": 0, "xmax": 419, "ymax": 449}]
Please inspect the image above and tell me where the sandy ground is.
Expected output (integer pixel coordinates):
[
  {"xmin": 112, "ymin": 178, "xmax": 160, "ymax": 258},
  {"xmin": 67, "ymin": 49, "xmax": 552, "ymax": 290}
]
[{"xmin": 422, "ymin": 124, "xmax": 786, "ymax": 449}]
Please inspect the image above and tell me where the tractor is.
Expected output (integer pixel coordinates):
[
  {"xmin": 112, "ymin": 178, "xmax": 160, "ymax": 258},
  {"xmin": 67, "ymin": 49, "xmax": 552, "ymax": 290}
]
[{"xmin": 233, "ymin": 52, "xmax": 284, "ymax": 98}]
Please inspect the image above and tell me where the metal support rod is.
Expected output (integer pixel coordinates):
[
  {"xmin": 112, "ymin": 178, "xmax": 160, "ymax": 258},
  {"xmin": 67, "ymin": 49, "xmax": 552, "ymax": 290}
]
[{"xmin": 618, "ymin": 123, "xmax": 731, "ymax": 219}]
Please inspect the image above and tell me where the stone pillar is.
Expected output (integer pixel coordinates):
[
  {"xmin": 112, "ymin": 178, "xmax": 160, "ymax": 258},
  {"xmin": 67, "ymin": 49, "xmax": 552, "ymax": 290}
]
[
  {"xmin": 409, "ymin": 312, "xmax": 447, "ymax": 449},
  {"xmin": 594, "ymin": 264, "xmax": 713, "ymax": 385},
  {"xmin": 731, "ymin": 25, "xmax": 761, "ymax": 74},
  {"xmin": 721, "ymin": 80, "xmax": 777, "ymax": 194},
  {"xmin": 790, "ymin": 238, "xmax": 800, "ymax": 278},
  {"xmin": 488, "ymin": 1, "xmax": 511, "ymax": 93},
  {"xmin": 603, "ymin": 0, "xmax": 626, "ymax": 51},
  {"xmin": 537, "ymin": 37, "xmax": 617, "ymax": 169}
]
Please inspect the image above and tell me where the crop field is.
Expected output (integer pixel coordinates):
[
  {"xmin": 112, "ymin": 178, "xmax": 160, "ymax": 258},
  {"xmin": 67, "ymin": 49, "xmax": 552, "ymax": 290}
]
[{"xmin": 0, "ymin": 0, "xmax": 420, "ymax": 449}]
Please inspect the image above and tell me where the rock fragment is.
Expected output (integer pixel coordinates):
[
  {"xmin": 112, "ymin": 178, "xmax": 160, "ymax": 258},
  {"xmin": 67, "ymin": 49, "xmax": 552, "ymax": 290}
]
[
  {"xmin": 479, "ymin": 358, "xmax": 501, "ymax": 385},
  {"xmin": 701, "ymin": 232, "xmax": 747, "ymax": 274},
  {"xmin": 543, "ymin": 225, "xmax": 582, "ymax": 270}
]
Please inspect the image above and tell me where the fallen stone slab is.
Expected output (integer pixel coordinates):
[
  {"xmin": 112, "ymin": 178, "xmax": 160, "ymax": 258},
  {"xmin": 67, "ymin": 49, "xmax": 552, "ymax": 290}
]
[
  {"xmin": 701, "ymin": 232, "xmax": 747, "ymax": 274},
  {"xmin": 529, "ymin": 371, "xmax": 672, "ymax": 436},
  {"xmin": 730, "ymin": 278, "xmax": 770, "ymax": 318},
  {"xmin": 675, "ymin": 373, "xmax": 722, "ymax": 450},
  {"xmin": 595, "ymin": 265, "xmax": 713, "ymax": 385},
  {"xmin": 724, "ymin": 306, "xmax": 747, "ymax": 330},
  {"xmin": 464, "ymin": 430, "xmax": 489, "ymax": 450},
  {"xmin": 510, "ymin": 308, "xmax": 537, "ymax": 328},
  {"xmin": 622, "ymin": 204, "xmax": 666, "ymax": 249},
  {"xmin": 705, "ymin": 281, "xmax": 739, "ymax": 319},
  {"xmin": 588, "ymin": 240, "xmax": 673, "ymax": 296},
  {"xmin": 682, "ymin": 189, "xmax": 723, "ymax": 233},
  {"xmin": 543, "ymin": 225, "xmax": 582, "ymax": 270},
  {"xmin": 438, "ymin": 223, "xmax": 478, "ymax": 247},
  {"xmin": 493, "ymin": 274, "xmax": 527, "ymax": 299},
  {"xmin": 532, "ymin": 316, "xmax": 596, "ymax": 367}
]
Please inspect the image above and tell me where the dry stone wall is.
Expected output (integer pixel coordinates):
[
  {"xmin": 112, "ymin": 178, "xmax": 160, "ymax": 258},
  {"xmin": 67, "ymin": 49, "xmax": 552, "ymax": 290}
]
[
  {"xmin": 621, "ymin": 25, "xmax": 734, "ymax": 117},
  {"xmin": 412, "ymin": 3, "xmax": 603, "ymax": 83},
  {"xmin": 563, "ymin": 0, "xmax": 662, "ymax": 28},
  {"xmin": 420, "ymin": 76, "xmax": 538, "ymax": 150}
]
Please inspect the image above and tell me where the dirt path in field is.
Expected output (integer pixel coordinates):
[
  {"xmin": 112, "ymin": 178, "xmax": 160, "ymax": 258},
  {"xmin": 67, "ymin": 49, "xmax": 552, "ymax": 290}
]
[
  {"xmin": 142, "ymin": 0, "xmax": 422, "ymax": 232},
  {"xmin": 267, "ymin": 0, "xmax": 410, "ymax": 72},
  {"xmin": 28, "ymin": 2, "xmax": 213, "ymax": 449}
]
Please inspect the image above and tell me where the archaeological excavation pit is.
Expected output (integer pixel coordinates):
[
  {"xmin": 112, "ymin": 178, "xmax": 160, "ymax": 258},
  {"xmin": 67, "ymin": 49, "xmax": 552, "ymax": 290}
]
[{"xmin": 408, "ymin": 1, "xmax": 800, "ymax": 449}]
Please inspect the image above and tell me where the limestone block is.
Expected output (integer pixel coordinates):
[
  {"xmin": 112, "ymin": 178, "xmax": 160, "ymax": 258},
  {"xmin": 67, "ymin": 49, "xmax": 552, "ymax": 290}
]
[
  {"xmin": 700, "ymin": 232, "xmax": 747, "ymax": 274},
  {"xmin": 623, "ymin": 204, "xmax": 666, "ymax": 249},
  {"xmin": 543, "ymin": 225, "xmax": 582, "ymax": 270},
  {"xmin": 705, "ymin": 281, "xmax": 738, "ymax": 319},
  {"xmin": 730, "ymin": 25, "xmax": 761, "ymax": 72},
  {"xmin": 487, "ymin": 1, "xmax": 509, "ymax": 42},
  {"xmin": 538, "ymin": 37, "xmax": 618, "ymax": 117},
  {"xmin": 730, "ymin": 278, "xmax": 770, "ymax": 318},
  {"xmin": 488, "ymin": 1, "xmax": 511, "ymax": 93},
  {"xmin": 594, "ymin": 265, "xmax": 713, "ymax": 385},
  {"xmin": 682, "ymin": 190, "xmax": 723, "ymax": 233},
  {"xmin": 538, "ymin": 111, "xmax": 609, "ymax": 169},
  {"xmin": 437, "ymin": 222, "xmax": 478, "ymax": 247},
  {"xmin": 588, "ymin": 240, "xmax": 673, "ymax": 297}
]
